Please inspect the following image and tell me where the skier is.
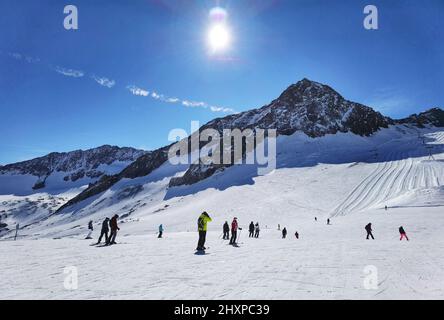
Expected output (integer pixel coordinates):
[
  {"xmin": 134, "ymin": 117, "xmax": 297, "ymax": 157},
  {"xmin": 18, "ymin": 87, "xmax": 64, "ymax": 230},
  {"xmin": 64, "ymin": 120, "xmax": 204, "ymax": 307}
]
[
  {"xmin": 282, "ymin": 227, "xmax": 287, "ymax": 239},
  {"xmin": 327, "ymin": 218, "xmax": 330, "ymax": 225},
  {"xmin": 230, "ymin": 217, "xmax": 239, "ymax": 245},
  {"xmin": 249, "ymin": 221, "xmax": 255, "ymax": 238},
  {"xmin": 223, "ymin": 221, "xmax": 230, "ymax": 240},
  {"xmin": 365, "ymin": 223, "xmax": 374, "ymax": 240},
  {"xmin": 97, "ymin": 217, "xmax": 109, "ymax": 244},
  {"xmin": 315, "ymin": 217, "xmax": 317, "ymax": 222},
  {"xmin": 295, "ymin": 231, "xmax": 299, "ymax": 239},
  {"xmin": 14, "ymin": 223, "xmax": 19, "ymax": 241},
  {"xmin": 399, "ymin": 226, "xmax": 409, "ymax": 241},
  {"xmin": 107, "ymin": 214, "xmax": 120, "ymax": 245},
  {"xmin": 86, "ymin": 220, "xmax": 93, "ymax": 239},
  {"xmin": 158, "ymin": 224, "xmax": 164, "ymax": 238},
  {"xmin": 278, "ymin": 224, "xmax": 281, "ymax": 231},
  {"xmin": 385, "ymin": 205, "xmax": 388, "ymax": 211},
  {"xmin": 196, "ymin": 211, "xmax": 212, "ymax": 251},
  {"xmin": 254, "ymin": 222, "xmax": 260, "ymax": 238}
]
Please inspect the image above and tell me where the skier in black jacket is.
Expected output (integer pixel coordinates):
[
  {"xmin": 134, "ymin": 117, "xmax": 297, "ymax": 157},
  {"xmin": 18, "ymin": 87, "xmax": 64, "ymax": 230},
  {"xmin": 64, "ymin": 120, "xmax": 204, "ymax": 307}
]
[
  {"xmin": 365, "ymin": 223, "xmax": 374, "ymax": 240},
  {"xmin": 249, "ymin": 222, "xmax": 255, "ymax": 238},
  {"xmin": 282, "ymin": 227, "xmax": 287, "ymax": 239},
  {"xmin": 223, "ymin": 221, "xmax": 230, "ymax": 240},
  {"xmin": 97, "ymin": 217, "xmax": 109, "ymax": 244}
]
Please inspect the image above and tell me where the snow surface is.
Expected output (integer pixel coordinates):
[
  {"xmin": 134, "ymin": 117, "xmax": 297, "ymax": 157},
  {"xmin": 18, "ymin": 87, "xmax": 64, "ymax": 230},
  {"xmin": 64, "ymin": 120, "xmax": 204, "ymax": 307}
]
[{"xmin": 1, "ymin": 125, "xmax": 444, "ymax": 299}]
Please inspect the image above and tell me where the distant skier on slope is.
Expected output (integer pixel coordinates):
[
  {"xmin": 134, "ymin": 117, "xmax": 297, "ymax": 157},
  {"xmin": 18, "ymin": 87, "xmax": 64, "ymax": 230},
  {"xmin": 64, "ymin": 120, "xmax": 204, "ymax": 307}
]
[
  {"xmin": 282, "ymin": 227, "xmax": 287, "ymax": 239},
  {"xmin": 399, "ymin": 226, "xmax": 409, "ymax": 241},
  {"xmin": 196, "ymin": 212, "xmax": 212, "ymax": 251},
  {"xmin": 158, "ymin": 224, "xmax": 164, "ymax": 238},
  {"xmin": 254, "ymin": 222, "xmax": 260, "ymax": 238},
  {"xmin": 365, "ymin": 223, "xmax": 374, "ymax": 240},
  {"xmin": 295, "ymin": 231, "xmax": 299, "ymax": 239},
  {"xmin": 230, "ymin": 217, "xmax": 239, "ymax": 245},
  {"xmin": 107, "ymin": 214, "xmax": 120, "ymax": 245},
  {"xmin": 327, "ymin": 218, "xmax": 331, "ymax": 225},
  {"xmin": 86, "ymin": 220, "xmax": 93, "ymax": 239},
  {"xmin": 223, "ymin": 221, "xmax": 230, "ymax": 240},
  {"xmin": 315, "ymin": 217, "xmax": 317, "ymax": 222},
  {"xmin": 385, "ymin": 205, "xmax": 388, "ymax": 211},
  {"xmin": 249, "ymin": 221, "xmax": 255, "ymax": 238},
  {"xmin": 97, "ymin": 217, "xmax": 110, "ymax": 244}
]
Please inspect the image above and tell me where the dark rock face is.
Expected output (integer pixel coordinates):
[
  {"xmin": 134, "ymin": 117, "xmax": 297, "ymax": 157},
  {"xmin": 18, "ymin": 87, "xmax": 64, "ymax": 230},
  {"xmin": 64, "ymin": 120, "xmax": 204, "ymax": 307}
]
[
  {"xmin": 202, "ymin": 78, "xmax": 390, "ymax": 138},
  {"xmin": 0, "ymin": 145, "xmax": 146, "ymax": 186},
  {"xmin": 397, "ymin": 108, "xmax": 444, "ymax": 128},
  {"xmin": 56, "ymin": 146, "xmax": 171, "ymax": 212}
]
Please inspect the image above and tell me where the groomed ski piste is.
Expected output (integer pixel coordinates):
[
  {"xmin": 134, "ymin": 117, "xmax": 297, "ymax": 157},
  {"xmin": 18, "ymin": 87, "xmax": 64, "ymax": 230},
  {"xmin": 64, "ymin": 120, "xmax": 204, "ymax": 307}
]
[{"xmin": 1, "ymin": 125, "xmax": 444, "ymax": 299}]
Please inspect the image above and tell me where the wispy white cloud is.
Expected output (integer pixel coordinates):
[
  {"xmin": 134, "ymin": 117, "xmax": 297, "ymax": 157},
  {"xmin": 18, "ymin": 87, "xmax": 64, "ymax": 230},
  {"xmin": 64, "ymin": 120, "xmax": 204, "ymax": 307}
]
[
  {"xmin": 54, "ymin": 66, "xmax": 84, "ymax": 78},
  {"xmin": 2, "ymin": 49, "xmax": 236, "ymax": 114},
  {"xmin": 127, "ymin": 85, "xmax": 149, "ymax": 97},
  {"xmin": 127, "ymin": 84, "xmax": 235, "ymax": 114},
  {"xmin": 92, "ymin": 75, "xmax": 116, "ymax": 88}
]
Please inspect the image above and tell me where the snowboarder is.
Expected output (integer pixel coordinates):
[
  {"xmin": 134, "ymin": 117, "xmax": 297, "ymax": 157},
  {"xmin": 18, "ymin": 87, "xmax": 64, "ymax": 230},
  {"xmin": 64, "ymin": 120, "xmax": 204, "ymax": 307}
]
[
  {"xmin": 97, "ymin": 217, "xmax": 109, "ymax": 244},
  {"xmin": 158, "ymin": 224, "xmax": 164, "ymax": 238},
  {"xmin": 399, "ymin": 226, "xmax": 409, "ymax": 241},
  {"xmin": 249, "ymin": 221, "xmax": 255, "ymax": 238},
  {"xmin": 254, "ymin": 222, "xmax": 260, "ymax": 238},
  {"xmin": 196, "ymin": 211, "xmax": 212, "ymax": 251},
  {"xmin": 230, "ymin": 217, "xmax": 239, "ymax": 245},
  {"xmin": 295, "ymin": 231, "xmax": 299, "ymax": 239},
  {"xmin": 327, "ymin": 218, "xmax": 330, "ymax": 225},
  {"xmin": 107, "ymin": 214, "xmax": 120, "ymax": 245},
  {"xmin": 365, "ymin": 223, "xmax": 374, "ymax": 240},
  {"xmin": 223, "ymin": 221, "xmax": 230, "ymax": 240},
  {"xmin": 282, "ymin": 227, "xmax": 287, "ymax": 239},
  {"xmin": 86, "ymin": 220, "xmax": 93, "ymax": 239}
]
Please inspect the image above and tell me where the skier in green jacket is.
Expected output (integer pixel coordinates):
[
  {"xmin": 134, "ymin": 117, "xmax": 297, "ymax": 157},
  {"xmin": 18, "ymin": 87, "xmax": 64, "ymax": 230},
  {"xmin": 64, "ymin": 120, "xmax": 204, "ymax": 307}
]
[{"xmin": 196, "ymin": 211, "xmax": 212, "ymax": 251}]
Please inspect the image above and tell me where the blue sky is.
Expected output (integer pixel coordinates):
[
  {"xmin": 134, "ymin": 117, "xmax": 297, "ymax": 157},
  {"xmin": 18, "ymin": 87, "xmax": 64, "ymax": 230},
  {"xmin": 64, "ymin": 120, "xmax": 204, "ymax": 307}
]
[{"xmin": 0, "ymin": 0, "xmax": 443, "ymax": 164}]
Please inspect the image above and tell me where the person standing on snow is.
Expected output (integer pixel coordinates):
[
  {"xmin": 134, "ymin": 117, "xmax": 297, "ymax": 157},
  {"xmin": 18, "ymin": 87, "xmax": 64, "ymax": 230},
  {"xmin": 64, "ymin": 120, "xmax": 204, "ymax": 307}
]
[
  {"xmin": 223, "ymin": 221, "xmax": 230, "ymax": 240},
  {"xmin": 327, "ymin": 218, "xmax": 331, "ymax": 225},
  {"xmin": 399, "ymin": 226, "xmax": 409, "ymax": 241},
  {"xmin": 254, "ymin": 222, "xmax": 260, "ymax": 238},
  {"xmin": 230, "ymin": 217, "xmax": 239, "ymax": 245},
  {"xmin": 196, "ymin": 212, "xmax": 212, "ymax": 251},
  {"xmin": 365, "ymin": 223, "xmax": 374, "ymax": 240},
  {"xmin": 158, "ymin": 224, "xmax": 164, "ymax": 238},
  {"xmin": 282, "ymin": 227, "xmax": 287, "ymax": 239},
  {"xmin": 107, "ymin": 214, "xmax": 120, "ymax": 245},
  {"xmin": 97, "ymin": 217, "xmax": 110, "ymax": 244},
  {"xmin": 86, "ymin": 220, "xmax": 94, "ymax": 239},
  {"xmin": 249, "ymin": 221, "xmax": 255, "ymax": 238},
  {"xmin": 295, "ymin": 231, "xmax": 299, "ymax": 239}
]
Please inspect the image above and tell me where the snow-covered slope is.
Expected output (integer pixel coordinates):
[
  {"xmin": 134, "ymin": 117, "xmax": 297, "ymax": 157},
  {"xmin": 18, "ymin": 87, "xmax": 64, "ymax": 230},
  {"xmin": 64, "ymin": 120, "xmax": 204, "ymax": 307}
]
[
  {"xmin": 2, "ymin": 125, "xmax": 444, "ymax": 299},
  {"xmin": 0, "ymin": 145, "xmax": 146, "ymax": 236},
  {"xmin": 5, "ymin": 124, "xmax": 442, "ymax": 240}
]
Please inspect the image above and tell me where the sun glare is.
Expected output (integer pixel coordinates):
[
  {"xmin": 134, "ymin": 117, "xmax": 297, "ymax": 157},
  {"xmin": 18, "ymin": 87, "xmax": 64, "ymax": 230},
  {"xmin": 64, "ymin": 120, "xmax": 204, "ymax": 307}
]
[{"xmin": 208, "ymin": 24, "xmax": 230, "ymax": 52}]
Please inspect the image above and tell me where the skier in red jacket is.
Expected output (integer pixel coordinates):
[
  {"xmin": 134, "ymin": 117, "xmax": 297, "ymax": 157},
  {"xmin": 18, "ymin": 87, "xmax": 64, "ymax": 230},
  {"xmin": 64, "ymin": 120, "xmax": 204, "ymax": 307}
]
[{"xmin": 229, "ymin": 217, "xmax": 238, "ymax": 245}]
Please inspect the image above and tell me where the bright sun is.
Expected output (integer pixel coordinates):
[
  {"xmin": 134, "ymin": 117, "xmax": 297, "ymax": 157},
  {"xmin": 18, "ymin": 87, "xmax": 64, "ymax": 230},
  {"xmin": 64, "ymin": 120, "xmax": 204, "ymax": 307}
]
[{"xmin": 208, "ymin": 24, "xmax": 230, "ymax": 52}]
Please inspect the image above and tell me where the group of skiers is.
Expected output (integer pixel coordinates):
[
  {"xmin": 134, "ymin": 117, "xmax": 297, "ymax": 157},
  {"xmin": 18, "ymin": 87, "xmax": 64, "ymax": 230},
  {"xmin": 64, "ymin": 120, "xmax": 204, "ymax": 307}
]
[
  {"xmin": 86, "ymin": 215, "xmax": 120, "ymax": 246},
  {"xmin": 85, "ymin": 211, "xmax": 410, "ymax": 251}
]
